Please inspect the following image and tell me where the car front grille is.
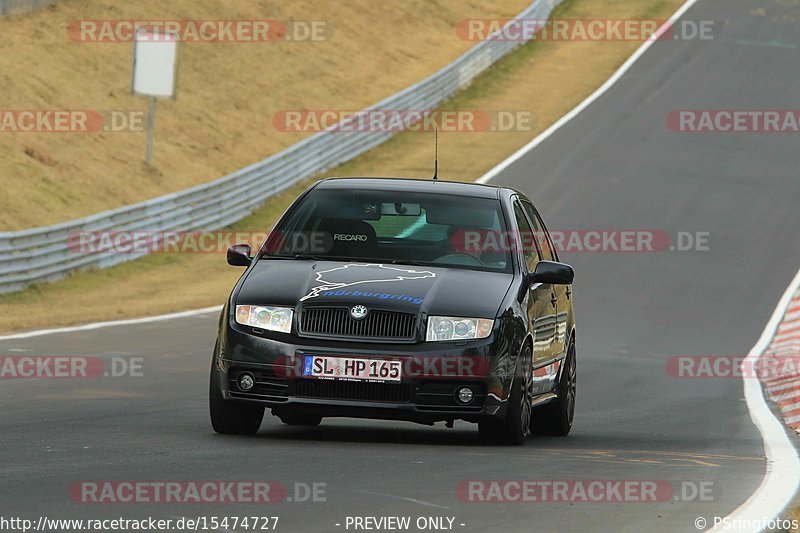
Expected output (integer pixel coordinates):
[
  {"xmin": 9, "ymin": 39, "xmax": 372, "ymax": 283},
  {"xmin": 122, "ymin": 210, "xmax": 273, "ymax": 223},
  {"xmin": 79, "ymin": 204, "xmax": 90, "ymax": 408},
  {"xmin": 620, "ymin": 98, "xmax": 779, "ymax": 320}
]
[
  {"xmin": 298, "ymin": 307, "xmax": 418, "ymax": 341},
  {"xmin": 295, "ymin": 379, "xmax": 411, "ymax": 403}
]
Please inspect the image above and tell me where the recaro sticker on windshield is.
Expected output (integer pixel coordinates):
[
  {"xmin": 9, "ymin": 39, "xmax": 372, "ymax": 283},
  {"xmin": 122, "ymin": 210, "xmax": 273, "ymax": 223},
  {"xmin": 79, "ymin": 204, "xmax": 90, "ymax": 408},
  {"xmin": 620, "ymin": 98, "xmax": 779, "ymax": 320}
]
[
  {"xmin": 332, "ymin": 233, "xmax": 368, "ymax": 241},
  {"xmin": 300, "ymin": 263, "xmax": 435, "ymax": 304}
]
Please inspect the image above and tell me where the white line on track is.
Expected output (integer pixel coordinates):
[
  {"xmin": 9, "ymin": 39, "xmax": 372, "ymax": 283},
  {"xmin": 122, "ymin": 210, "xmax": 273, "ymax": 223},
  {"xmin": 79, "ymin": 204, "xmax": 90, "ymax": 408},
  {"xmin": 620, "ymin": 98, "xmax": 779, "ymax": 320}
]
[{"xmin": 0, "ymin": 306, "xmax": 222, "ymax": 341}]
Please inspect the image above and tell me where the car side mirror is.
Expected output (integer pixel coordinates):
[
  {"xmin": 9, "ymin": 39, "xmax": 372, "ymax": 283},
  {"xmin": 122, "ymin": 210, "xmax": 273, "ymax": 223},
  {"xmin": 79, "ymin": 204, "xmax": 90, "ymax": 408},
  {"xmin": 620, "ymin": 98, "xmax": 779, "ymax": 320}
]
[
  {"xmin": 227, "ymin": 244, "xmax": 252, "ymax": 267},
  {"xmin": 530, "ymin": 260, "xmax": 574, "ymax": 285},
  {"xmin": 517, "ymin": 261, "xmax": 574, "ymax": 302}
]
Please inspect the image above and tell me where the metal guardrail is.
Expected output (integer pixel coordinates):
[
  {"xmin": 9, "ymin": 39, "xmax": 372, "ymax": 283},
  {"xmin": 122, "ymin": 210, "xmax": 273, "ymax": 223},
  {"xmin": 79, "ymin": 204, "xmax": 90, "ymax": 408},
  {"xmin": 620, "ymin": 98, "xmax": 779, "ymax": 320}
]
[
  {"xmin": 0, "ymin": 0, "xmax": 60, "ymax": 16},
  {"xmin": 0, "ymin": 0, "xmax": 563, "ymax": 294}
]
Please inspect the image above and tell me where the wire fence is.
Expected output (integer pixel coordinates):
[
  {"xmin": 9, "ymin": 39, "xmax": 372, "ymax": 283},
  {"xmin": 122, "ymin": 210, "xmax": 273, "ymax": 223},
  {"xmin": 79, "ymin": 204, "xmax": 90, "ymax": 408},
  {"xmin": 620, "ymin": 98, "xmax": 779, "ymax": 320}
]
[{"xmin": 0, "ymin": 0, "xmax": 563, "ymax": 294}]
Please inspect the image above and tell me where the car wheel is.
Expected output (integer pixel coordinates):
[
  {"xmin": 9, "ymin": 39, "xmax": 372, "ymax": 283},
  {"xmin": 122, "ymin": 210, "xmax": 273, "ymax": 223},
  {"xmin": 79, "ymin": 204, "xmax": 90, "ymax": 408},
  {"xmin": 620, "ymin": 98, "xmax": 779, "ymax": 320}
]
[
  {"xmin": 209, "ymin": 360, "xmax": 264, "ymax": 435},
  {"xmin": 533, "ymin": 339, "xmax": 576, "ymax": 436},
  {"xmin": 478, "ymin": 344, "xmax": 533, "ymax": 445},
  {"xmin": 278, "ymin": 413, "xmax": 323, "ymax": 426}
]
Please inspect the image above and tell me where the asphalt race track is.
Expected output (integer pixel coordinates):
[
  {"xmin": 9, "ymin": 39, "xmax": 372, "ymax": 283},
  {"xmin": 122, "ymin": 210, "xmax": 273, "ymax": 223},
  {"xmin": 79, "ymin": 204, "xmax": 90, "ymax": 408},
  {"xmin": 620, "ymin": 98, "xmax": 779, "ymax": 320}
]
[{"xmin": 2, "ymin": 0, "xmax": 800, "ymax": 531}]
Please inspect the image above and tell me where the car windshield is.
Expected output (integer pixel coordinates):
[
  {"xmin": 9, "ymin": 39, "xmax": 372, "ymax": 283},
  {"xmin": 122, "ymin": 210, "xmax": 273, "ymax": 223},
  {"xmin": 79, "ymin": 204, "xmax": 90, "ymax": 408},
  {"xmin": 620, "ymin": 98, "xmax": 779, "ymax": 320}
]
[{"xmin": 263, "ymin": 187, "xmax": 513, "ymax": 273}]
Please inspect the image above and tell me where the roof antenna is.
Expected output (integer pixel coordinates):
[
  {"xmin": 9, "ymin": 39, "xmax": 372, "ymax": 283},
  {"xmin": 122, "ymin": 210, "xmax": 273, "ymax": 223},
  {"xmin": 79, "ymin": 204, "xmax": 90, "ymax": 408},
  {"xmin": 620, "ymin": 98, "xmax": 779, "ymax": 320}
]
[{"xmin": 432, "ymin": 127, "xmax": 439, "ymax": 181}]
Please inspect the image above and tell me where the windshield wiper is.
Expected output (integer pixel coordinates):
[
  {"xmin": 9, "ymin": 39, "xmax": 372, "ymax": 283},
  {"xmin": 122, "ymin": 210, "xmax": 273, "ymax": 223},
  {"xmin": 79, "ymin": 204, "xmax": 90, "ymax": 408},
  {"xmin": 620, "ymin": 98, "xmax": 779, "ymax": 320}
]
[
  {"xmin": 268, "ymin": 254, "xmax": 357, "ymax": 262},
  {"xmin": 267, "ymin": 255, "xmax": 431, "ymax": 266},
  {"xmin": 389, "ymin": 259, "xmax": 433, "ymax": 267}
]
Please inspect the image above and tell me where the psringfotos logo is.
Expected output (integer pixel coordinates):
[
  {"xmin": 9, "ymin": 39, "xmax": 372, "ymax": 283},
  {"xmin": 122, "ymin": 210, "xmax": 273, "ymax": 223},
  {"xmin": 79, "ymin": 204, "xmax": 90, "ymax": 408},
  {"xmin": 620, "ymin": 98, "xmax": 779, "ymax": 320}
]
[{"xmin": 710, "ymin": 517, "xmax": 799, "ymax": 530}]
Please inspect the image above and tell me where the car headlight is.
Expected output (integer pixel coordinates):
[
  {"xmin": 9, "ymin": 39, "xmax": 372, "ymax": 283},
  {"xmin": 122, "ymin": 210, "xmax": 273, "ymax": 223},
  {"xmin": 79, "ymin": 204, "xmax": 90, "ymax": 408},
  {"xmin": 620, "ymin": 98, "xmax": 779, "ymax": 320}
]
[
  {"xmin": 426, "ymin": 316, "xmax": 494, "ymax": 342},
  {"xmin": 235, "ymin": 305, "xmax": 293, "ymax": 333}
]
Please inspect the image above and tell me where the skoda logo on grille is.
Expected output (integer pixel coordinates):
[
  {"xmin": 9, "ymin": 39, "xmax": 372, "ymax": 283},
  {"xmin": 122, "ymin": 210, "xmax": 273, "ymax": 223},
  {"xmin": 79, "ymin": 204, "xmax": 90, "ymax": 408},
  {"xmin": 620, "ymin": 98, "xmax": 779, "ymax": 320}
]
[{"xmin": 350, "ymin": 305, "xmax": 369, "ymax": 320}]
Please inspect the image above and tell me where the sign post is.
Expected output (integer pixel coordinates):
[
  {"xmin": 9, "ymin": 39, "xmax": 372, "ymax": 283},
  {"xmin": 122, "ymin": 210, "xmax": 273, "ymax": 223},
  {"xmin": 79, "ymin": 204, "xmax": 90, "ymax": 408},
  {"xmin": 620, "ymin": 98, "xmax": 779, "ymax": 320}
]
[
  {"xmin": 145, "ymin": 96, "xmax": 156, "ymax": 165},
  {"xmin": 132, "ymin": 29, "xmax": 177, "ymax": 166}
]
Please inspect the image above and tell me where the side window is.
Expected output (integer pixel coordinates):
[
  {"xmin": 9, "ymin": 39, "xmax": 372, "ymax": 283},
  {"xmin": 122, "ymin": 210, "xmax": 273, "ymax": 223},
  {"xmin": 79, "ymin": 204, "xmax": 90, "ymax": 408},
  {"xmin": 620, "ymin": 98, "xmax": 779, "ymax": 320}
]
[
  {"xmin": 513, "ymin": 202, "xmax": 539, "ymax": 272},
  {"xmin": 522, "ymin": 201, "xmax": 555, "ymax": 262}
]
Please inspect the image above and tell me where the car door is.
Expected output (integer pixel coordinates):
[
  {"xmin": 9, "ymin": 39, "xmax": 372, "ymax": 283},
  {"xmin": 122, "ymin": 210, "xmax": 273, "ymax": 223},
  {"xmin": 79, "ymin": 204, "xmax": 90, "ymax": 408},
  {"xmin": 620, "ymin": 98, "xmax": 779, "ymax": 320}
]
[
  {"xmin": 522, "ymin": 201, "xmax": 569, "ymax": 364},
  {"xmin": 512, "ymin": 201, "xmax": 557, "ymax": 395}
]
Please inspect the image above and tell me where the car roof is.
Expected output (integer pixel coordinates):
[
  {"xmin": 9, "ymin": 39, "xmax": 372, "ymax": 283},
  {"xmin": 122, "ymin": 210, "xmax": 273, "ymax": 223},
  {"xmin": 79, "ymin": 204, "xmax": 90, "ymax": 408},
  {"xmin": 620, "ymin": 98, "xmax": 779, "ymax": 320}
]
[{"xmin": 315, "ymin": 177, "xmax": 509, "ymax": 199}]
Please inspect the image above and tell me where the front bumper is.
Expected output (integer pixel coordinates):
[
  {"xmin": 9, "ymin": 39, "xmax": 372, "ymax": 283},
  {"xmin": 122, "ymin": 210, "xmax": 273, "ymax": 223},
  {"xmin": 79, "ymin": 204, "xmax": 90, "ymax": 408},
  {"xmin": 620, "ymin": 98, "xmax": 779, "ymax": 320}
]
[{"xmin": 214, "ymin": 322, "xmax": 514, "ymax": 424}]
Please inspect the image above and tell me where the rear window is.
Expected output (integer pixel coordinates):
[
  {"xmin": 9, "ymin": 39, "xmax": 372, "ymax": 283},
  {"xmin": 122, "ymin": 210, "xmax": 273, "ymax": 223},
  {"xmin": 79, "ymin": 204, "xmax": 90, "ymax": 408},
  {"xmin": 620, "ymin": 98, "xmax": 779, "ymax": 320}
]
[{"xmin": 264, "ymin": 187, "xmax": 512, "ymax": 273}]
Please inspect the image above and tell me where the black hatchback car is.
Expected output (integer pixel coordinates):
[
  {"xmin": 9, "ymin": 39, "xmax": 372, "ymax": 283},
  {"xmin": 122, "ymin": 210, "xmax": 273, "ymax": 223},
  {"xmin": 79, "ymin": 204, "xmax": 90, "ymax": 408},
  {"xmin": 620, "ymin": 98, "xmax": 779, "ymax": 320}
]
[{"xmin": 210, "ymin": 177, "xmax": 576, "ymax": 444}]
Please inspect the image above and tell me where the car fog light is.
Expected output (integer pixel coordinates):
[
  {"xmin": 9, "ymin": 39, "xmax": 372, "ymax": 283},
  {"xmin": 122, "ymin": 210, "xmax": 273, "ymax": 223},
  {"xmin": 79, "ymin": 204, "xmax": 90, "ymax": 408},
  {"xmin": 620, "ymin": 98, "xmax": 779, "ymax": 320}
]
[
  {"xmin": 238, "ymin": 372, "xmax": 255, "ymax": 391},
  {"xmin": 456, "ymin": 386, "xmax": 474, "ymax": 405}
]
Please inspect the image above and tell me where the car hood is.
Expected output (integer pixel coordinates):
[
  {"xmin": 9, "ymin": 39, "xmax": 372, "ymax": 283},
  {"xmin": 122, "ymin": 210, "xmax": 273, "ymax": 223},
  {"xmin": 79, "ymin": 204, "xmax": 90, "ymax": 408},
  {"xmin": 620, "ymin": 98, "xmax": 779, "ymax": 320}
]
[{"xmin": 237, "ymin": 260, "xmax": 513, "ymax": 318}]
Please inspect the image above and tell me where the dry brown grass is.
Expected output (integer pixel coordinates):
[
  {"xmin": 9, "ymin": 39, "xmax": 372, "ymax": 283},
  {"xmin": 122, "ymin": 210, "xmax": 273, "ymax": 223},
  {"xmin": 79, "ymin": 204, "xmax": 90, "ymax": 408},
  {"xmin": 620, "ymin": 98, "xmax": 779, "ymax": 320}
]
[
  {"xmin": 0, "ymin": 0, "xmax": 529, "ymax": 230},
  {"xmin": 0, "ymin": 0, "xmax": 686, "ymax": 333}
]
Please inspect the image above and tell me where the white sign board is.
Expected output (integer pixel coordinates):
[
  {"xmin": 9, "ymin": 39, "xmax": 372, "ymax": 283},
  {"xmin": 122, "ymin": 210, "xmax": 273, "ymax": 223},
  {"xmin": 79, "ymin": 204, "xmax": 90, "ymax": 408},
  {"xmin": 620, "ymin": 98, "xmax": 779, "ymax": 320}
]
[{"xmin": 132, "ymin": 29, "xmax": 177, "ymax": 98}]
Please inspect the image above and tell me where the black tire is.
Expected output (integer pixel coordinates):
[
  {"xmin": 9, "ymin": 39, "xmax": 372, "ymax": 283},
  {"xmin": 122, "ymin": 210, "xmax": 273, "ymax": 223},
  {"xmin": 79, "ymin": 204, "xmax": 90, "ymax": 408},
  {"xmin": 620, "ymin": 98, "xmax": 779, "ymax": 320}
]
[
  {"xmin": 533, "ymin": 340, "xmax": 576, "ymax": 436},
  {"xmin": 278, "ymin": 413, "xmax": 323, "ymax": 426},
  {"xmin": 478, "ymin": 345, "xmax": 533, "ymax": 445},
  {"xmin": 209, "ymin": 362, "xmax": 264, "ymax": 435}
]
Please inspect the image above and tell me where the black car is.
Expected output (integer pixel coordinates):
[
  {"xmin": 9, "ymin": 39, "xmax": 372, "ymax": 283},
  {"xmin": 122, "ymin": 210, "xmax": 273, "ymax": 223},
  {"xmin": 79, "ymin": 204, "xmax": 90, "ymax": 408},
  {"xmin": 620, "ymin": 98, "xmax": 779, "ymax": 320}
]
[{"xmin": 210, "ymin": 177, "xmax": 576, "ymax": 444}]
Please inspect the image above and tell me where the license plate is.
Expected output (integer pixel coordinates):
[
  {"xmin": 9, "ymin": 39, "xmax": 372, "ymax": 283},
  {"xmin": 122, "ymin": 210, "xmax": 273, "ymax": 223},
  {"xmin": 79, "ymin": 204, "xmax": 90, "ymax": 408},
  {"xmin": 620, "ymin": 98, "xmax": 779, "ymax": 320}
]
[{"xmin": 303, "ymin": 355, "xmax": 401, "ymax": 382}]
